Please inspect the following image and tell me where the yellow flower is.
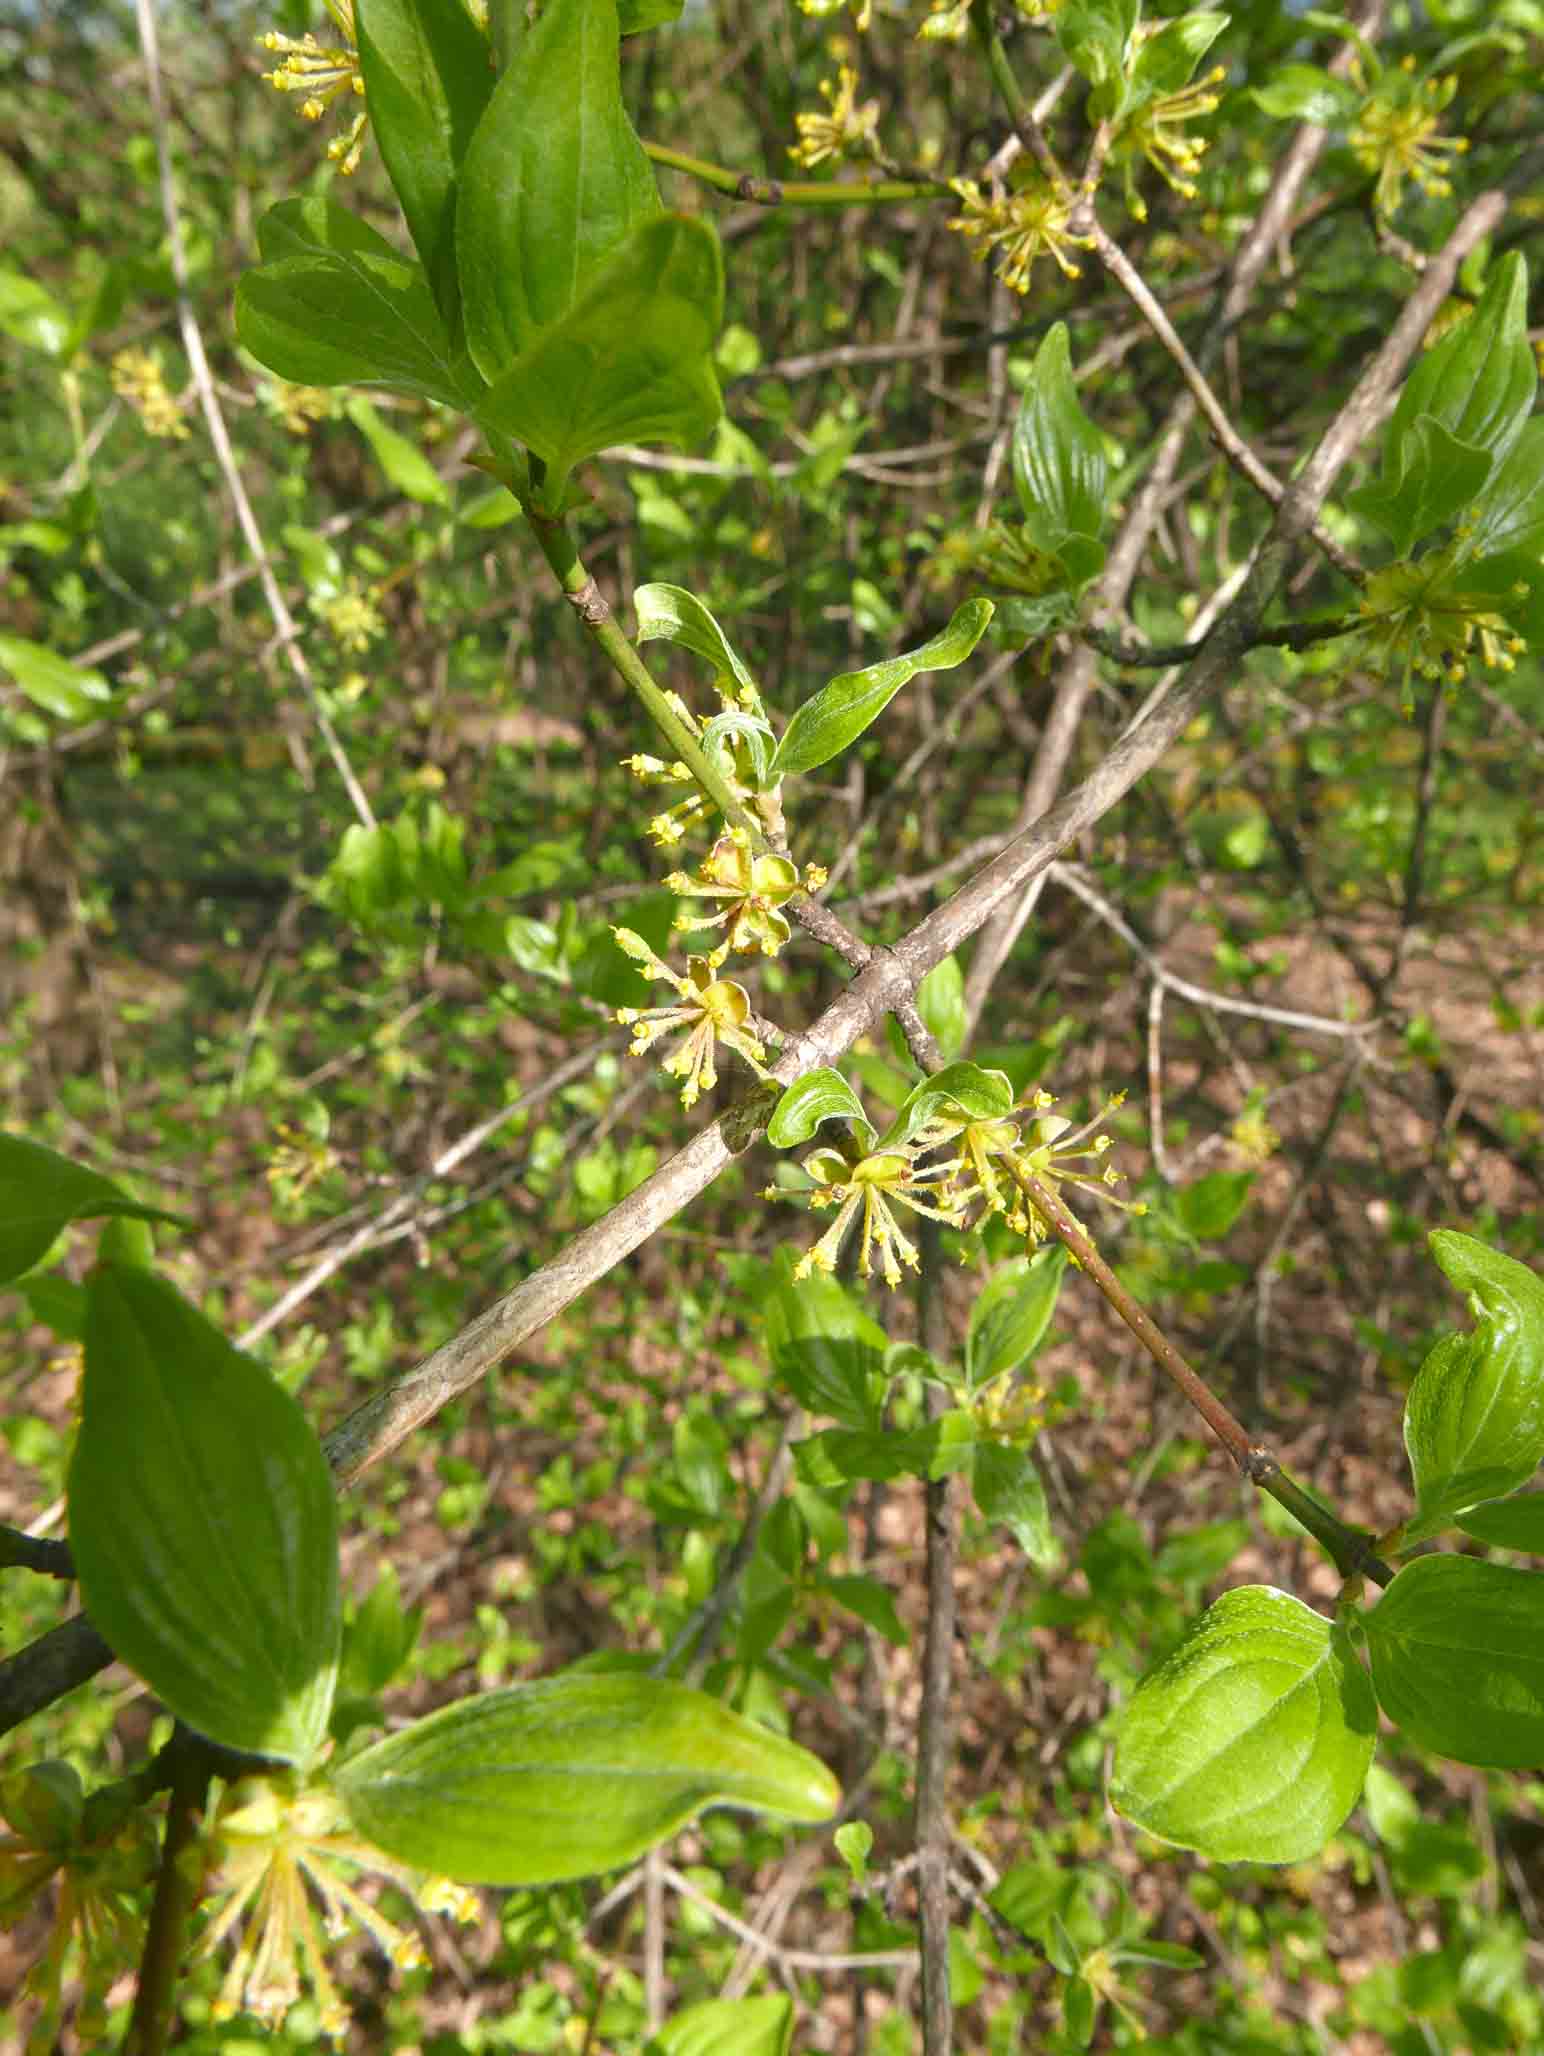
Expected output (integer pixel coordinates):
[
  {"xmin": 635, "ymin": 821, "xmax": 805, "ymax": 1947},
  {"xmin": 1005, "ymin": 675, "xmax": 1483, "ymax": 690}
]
[
  {"xmin": 665, "ymin": 828, "xmax": 823, "ymax": 958},
  {"xmin": 0, "ymin": 1761, "xmax": 156, "ymax": 2054},
  {"xmin": 110, "ymin": 345, "xmax": 188, "ymax": 440},
  {"xmin": 948, "ymin": 174, "xmax": 1094, "ymax": 293},
  {"xmin": 789, "ymin": 65, "xmax": 881, "ymax": 170},
  {"xmin": 619, "ymin": 677, "xmax": 773, "ymax": 851},
  {"xmin": 790, "ymin": 1143, "xmax": 967, "ymax": 1288},
  {"xmin": 196, "ymin": 1775, "xmax": 475, "ymax": 2038},
  {"xmin": 259, "ymin": 0, "xmax": 370, "ymax": 174},
  {"xmin": 1112, "ymin": 66, "xmax": 1227, "ymax": 219},
  {"xmin": 270, "ymin": 381, "xmax": 335, "ymax": 435},
  {"xmin": 317, "ymin": 580, "xmax": 386, "ymax": 654},
  {"xmin": 612, "ymin": 928, "xmax": 770, "ymax": 1109},
  {"xmin": 1349, "ymin": 60, "xmax": 1468, "ymax": 217},
  {"xmin": 915, "ymin": 1087, "xmax": 1142, "ymax": 1247},
  {"xmin": 1356, "ymin": 555, "xmax": 1527, "ymax": 703}
]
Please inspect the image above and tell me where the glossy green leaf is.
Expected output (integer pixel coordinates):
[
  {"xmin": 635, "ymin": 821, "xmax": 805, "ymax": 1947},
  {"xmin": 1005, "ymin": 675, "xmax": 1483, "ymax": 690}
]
[
  {"xmin": 68, "ymin": 1265, "xmax": 340, "ymax": 1763},
  {"xmin": 345, "ymin": 394, "xmax": 450, "ymax": 504},
  {"xmin": 915, "ymin": 954, "xmax": 966, "ymax": 1063},
  {"xmin": 651, "ymin": 1996, "xmax": 793, "ymax": 2056},
  {"xmin": 767, "ymin": 1068, "xmax": 873, "ymax": 1150},
  {"xmin": 763, "ymin": 1271, "xmax": 886, "ymax": 1430},
  {"xmin": 235, "ymin": 196, "xmax": 473, "ymax": 404},
  {"xmin": 889, "ymin": 1061, "xmax": 1014, "ymax": 1150},
  {"xmin": 334, "ymin": 1672, "xmax": 838, "ymax": 1883},
  {"xmin": 1401, "ymin": 1231, "xmax": 1544, "ymax": 1546},
  {"xmin": 456, "ymin": 0, "xmax": 659, "ymax": 383},
  {"xmin": 967, "ymin": 1249, "xmax": 1068, "ymax": 1390},
  {"xmin": 1012, "ymin": 325, "xmax": 1111, "ymax": 570},
  {"xmin": 1457, "ymin": 1490, "xmax": 1544, "ymax": 1552},
  {"xmin": 355, "ymin": 0, "xmax": 493, "ymax": 317},
  {"xmin": 634, "ymin": 582, "xmax": 759, "ymax": 700},
  {"xmin": 0, "ymin": 633, "xmax": 112, "ymax": 722},
  {"xmin": 476, "ymin": 214, "xmax": 722, "ymax": 490},
  {"xmin": 1349, "ymin": 417, "xmax": 1496, "ymax": 556},
  {"xmin": 769, "ymin": 599, "xmax": 994, "ymax": 780},
  {"xmin": 1251, "ymin": 62, "xmax": 1360, "ymax": 124},
  {"xmin": 1111, "ymin": 1587, "xmax": 1376, "ymax": 1862},
  {"xmin": 0, "ymin": 1134, "xmax": 184, "ymax": 1284},
  {"xmin": 1364, "ymin": 1554, "xmax": 1544, "ymax": 1767},
  {"xmin": 0, "ymin": 268, "xmax": 72, "ymax": 358},
  {"xmin": 1462, "ymin": 417, "xmax": 1544, "ymax": 561},
  {"xmin": 1381, "ymin": 254, "xmax": 1535, "ymax": 493},
  {"xmin": 972, "ymin": 1442, "xmax": 1057, "ymax": 1568}
]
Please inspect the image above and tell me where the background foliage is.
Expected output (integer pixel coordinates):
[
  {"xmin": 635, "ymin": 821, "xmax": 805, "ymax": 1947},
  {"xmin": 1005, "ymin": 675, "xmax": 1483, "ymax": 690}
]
[{"xmin": 3, "ymin": 0, "xmax": 1544, "ymax": 2048}]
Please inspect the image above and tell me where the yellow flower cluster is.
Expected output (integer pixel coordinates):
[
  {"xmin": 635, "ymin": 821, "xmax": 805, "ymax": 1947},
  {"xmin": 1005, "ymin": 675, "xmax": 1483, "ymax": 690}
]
[
  {"xmin": 259, "ymin": 0, "xmax": 370, "ymax": 174},
  {"xmin": 947, "ymin": 175, "xmax": 1094, "ymax": 292},
  {"xmin": 110, "ymin": 346, "xmax": 188, "ymax": 440},
  {"xmin": 1349, "ymin": 57, "xmax": 1469, "ymax": 217},
  {"xmin": 788, "ymin": 65, "xmax": 881, "ymax": 171}
]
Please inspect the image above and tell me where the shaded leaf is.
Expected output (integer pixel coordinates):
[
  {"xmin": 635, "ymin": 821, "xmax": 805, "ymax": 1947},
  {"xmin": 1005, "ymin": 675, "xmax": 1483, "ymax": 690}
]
[
  {"xmin": 0, "ymin": 1134, "xmax": 184, "ymax": 1285},
  {"xmin": 68, "ymin": 1265, "xmax": 339, "ymax": 1763},
  {"xmin": 967, "ymin": 1249, "xmax": 1067, "ymax": 1389},
  {"xmin": 1364, "ymin": 1553, "xmax": 1544, "ymax": 1767}
]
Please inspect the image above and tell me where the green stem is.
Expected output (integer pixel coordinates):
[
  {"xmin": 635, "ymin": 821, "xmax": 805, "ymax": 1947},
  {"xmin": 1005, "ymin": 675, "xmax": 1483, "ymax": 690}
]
[
  {"xmin": 644, "ymin": 141, "xmax": 952, "ymax": 207},
  {"xmin": 522, "ymin": 504, "xmax": 762, "ymax": 842}
]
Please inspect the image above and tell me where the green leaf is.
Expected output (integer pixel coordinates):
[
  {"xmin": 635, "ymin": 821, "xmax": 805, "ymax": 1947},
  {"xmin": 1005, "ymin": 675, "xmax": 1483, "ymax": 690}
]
[
  {"xmin": 888, "ymin": 1060, "xmax": 1014, "ymax": 1150},
  {"xmin": 834, "ymin": 1820, "xmax": 872, "ymax": 1883},
  {"xmin": 236, "ymin": 196, "xmax": 473, "ymax": 404},
  {"xmin": 476, "ymin": 214, "xmax": 723, "ymax": 490},
  {"xmin": 1250, "ymin": 63, "xmax": 1360, "ymax": 125},
  {"xmin": 0, "ymin": 268, "xmax": 72, "ymax": 358},
  {"xmin": 1380, "ymin": 254, "xmax": 1536, "ymax": 496},
  {"xmin": 355, "ymin": 0, "xmax": 494, "ymax": 317},
  {"xmin": 967, "ymin": 1249, "xmax": 1068, "ymax": 1390},
  {"xmin": 634, "ymin": 583, "xmax": 759, "ymax": 700},
  {"xmin": 1174, "ymin": 1170, "xmax": 1254, "ymax": 1243},
  {"xmin": 799, "ymin": 1412, "xmax": 978, "ymax": 1488},
  {"xmin": 0, "ymin": 633, "xmax": 112, "ymax": 722},
  {"xmin": 1462, "ymin": 417, "xmax": 1544, "ymax": 562},
  {"xmin": 67, "ymin": 1265, "xmax": 340, "ymax": 1763},
  {"xmin": 1363, "ymin": 1554, "xmax": 1544, "ymax": 1767},
  {"xmin": 345, "ymin": 394, "xmax": 450, "ymax": 504},
  {"xmin": 766, "ymin": 1068, "xmax": 874, "ymax": 1150},
  {"xmin": 1055, "ymin": 0, "xmax": 1138, "ymax": 94},
  {"xmin": 825, "ymin": 1572, "xmax": 907, "ymax": 1646},
  {"xmin": 333, "ymin": 1672, "xmax": 838, "ymax": 1883},
  {"xmin": 650, "ymin": 1996, "xmax": 793, "ymax": 2056},
  {"xmin": 1349, "ymin": 417, "xmax": 1496, "ymax": 556},
  {"xmin": 456, "ymin": 0, "xmax": 659, "ymax": 382},
  {"xmin": 619, "ymin": 0, "xmax": 686, "ymax": 30},
  {"xmin": 972, "ymin": 1442, "xmax": 1057, "ymax": 1568},
  {"xmin": 1011, "ymin": 325, "xmax": 1111, "ymax": 571},
  {"xmin": 769, "ymin": 600, "xmax": 994, "ymax": 780},
  {"xmin": 915, "ymin": 954, "xmax": 966, "ymax": 1063},
  {"xmin": 1401, "ymin": 1231, "xmax": 1544, "ymax": 1546},
  {"xmin": 0, "ymin": 1134, "xmax": 184, "ymax": 1284},
  {"xmin": 1457, "ymin": 1490, "xmax": 1544, "ymax": 1552},
  {"xmin": 1127, "ymin": 10, "xmax": 1227, "ymax": 107},
  {"xmin": 763, "ymin": 1272, "xmax": 886, "ymax": 1430},
  {"xmin": 1111, "ymin": 1587, "xmax": 1376, "ymax": 1862}
]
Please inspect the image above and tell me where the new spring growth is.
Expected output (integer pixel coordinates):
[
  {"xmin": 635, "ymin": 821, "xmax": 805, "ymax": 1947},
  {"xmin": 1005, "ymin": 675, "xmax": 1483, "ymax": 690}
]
[
  {"xmin": 621, "ymin": 680, "xmax": 773, "ymax": 849},
  {"xmin": 612, "ymin": 930, "xmax": 771, "ymax": 1110},
  {"xmin": 0, "ymin": 1761, "xmax": 156, "ymax": 2055},
  {"xmin": 665, "ymin": 829, "xmax": 827, "ymax": 959},
  {"xmin": 1112, "ymin": 61, "xmax": 1228, "ymax": 220},
  {"xmin": 1356, "ymin": 552, "xmax": 1528, "ymax": 706},
  {"xmin": 259, "ymin": 0, "xmax": 370, "ymax": 175},
  {"xmin": 782, "ymin": 1143, "xmax": 968, "ymax": 1289},
  {"xmin": 196, "ymin": 1775, "xmax": 479, "ymax": 2040},
  {"xmin": 948, "ymin": 173, "xmax": 1095, "ymax": 292},
  {"xmin": 788, "ymin": 66, "xmax": 882, "ymax": 170},
  {"xmin": 1348, "ymin": 55, "xmax": 1468, "ymax": 218}
]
